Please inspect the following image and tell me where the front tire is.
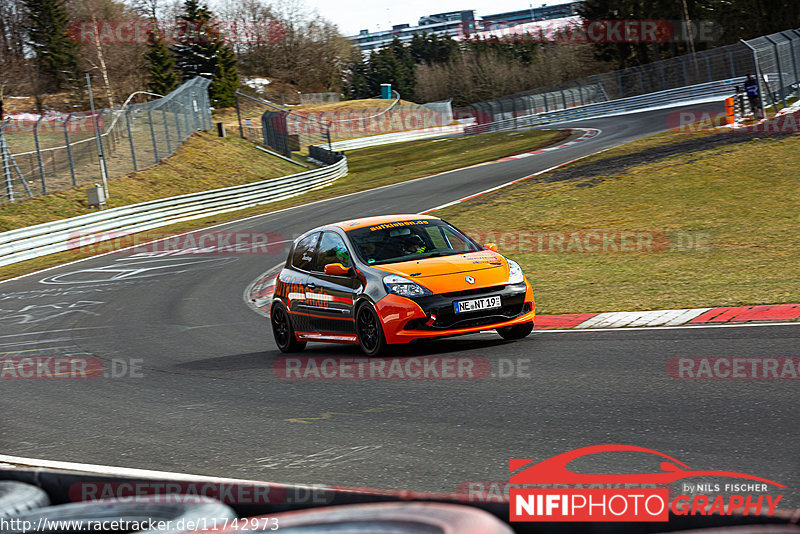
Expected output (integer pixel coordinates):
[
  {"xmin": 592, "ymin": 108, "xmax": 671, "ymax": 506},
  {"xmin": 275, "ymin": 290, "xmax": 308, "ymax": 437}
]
[
  {"xmin": 271, "ymin": 303, "xmax": 306, "ymax": 353},
  {"xmin": 497, "ymin": 321, "xmax": 533, "ymax": 340},
  {"xmin": 355, "ymin": 303, "xmax": 387, "ymax": 356}
]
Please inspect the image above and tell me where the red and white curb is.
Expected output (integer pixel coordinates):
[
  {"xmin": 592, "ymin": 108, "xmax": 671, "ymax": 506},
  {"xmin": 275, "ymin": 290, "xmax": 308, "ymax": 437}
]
[
  {"xmin": 245, "ymin": 266, "xmax": 283, "ymax": 317},
  {"xmin": 419, "ymin": 129, "xmax": 602, "ymax": 214},
  {"xmin": 245, "ymin": 269, "xmax": 799, "ymax": 331},
  {"xmin": 494, "ymin": 128, "xmax": 600, "ymax": 162},
  {"xmin": 537, "ymin": 304, "xmax": 800, "ymax": 330}
]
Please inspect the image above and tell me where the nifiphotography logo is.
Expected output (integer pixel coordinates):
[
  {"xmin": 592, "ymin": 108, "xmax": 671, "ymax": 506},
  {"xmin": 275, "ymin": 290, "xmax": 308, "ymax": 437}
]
[{"xmin": 509, "ymin": 445, "xmax": 785, "ymax": 522}]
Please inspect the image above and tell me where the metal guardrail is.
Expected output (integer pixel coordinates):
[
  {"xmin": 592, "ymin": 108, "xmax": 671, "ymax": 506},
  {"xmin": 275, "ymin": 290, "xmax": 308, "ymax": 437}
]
[
  {"xmin": 322, "ymin": 125, "xmax": 466, "ymax": 151},
  {"xmin": 0, "ymin": 157, "xmax": 347, "ymax": 267},
  {"xmin": 465, "ymin": 75, "xmax": 780, "ymax": 133}
]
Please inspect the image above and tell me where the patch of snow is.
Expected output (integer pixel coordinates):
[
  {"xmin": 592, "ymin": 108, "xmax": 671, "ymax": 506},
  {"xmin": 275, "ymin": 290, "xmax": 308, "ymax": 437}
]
[{"xmin": 244, "ymin": 77, "xmax": 272, "ymax": 92}]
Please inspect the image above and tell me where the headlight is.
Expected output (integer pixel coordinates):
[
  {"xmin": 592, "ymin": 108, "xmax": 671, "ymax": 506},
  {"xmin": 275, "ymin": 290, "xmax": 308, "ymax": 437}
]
[
  {"xmin": 507, "ymin": 259, "xmax": 525, "ymax": 284},
  {"xmin": 383, "ymin": 274, "xmax": 432, "ymax": 298}
]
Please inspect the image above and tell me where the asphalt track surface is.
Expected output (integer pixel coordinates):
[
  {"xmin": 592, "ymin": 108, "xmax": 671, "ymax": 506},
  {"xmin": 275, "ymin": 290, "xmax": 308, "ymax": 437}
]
[{"xmin": 2, "ymin": 103, "xmax": 798, "ymax": 507}]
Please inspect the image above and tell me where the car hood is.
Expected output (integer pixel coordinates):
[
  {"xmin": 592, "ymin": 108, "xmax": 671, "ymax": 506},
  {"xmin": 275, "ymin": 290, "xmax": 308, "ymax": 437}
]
[{"xmin": 372, "ymin": 251, "xmax": 510, "ymax": 293}]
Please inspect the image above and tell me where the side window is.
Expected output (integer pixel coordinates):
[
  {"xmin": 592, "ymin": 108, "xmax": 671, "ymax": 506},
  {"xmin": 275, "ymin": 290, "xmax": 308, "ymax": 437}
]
[
  {"xmin": 316, "ymin": 232, "xmax": 352, "ymax": 270},
  {"xmin": 442, "ymin": 226, "xmax": 470, "ymax": 250},
  {"xmin": 424, "ymin": 227, "xmax": 448, "ymax": 249},
  {"xmin": 292, "ymin": 233, "xmax": 319, "ymax": 271}
]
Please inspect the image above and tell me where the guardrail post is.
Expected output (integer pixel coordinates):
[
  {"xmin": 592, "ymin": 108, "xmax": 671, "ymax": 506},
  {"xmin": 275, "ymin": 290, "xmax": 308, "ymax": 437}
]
[
  {"xmin": 764, "ymin": 35, "xmax": 788, "ymax": 109},
  {"xmin": 63, "ymin": 114, "xmax": 77, "ymax": 186},
  {"xmin": 33, "ymin": 115, "xmax": 46, "ymax": 195}
]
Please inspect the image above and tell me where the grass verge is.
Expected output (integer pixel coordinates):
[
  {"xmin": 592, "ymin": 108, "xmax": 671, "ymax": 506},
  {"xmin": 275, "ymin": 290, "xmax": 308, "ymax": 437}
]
[
  {"xmin": 0, "ymin": 128, "xmax": 565, "ymax": 281},
  {"xmin": 437, "ymin": 132, "xmax": 800, "ymax": 314},
  {"xmin": 0, "ymin": 132, "xmax": 301, "ymax": 232}
]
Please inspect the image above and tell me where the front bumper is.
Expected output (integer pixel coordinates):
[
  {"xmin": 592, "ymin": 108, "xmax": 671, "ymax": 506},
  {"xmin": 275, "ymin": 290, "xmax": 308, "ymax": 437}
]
[{"xmin": 374, "ymin": 280, "xmax": 535, "ymax": 344}]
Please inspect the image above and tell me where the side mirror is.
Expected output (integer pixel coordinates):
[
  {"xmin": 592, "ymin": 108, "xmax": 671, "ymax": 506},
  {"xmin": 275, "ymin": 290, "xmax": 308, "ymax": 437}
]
[
  {"xmin": 484, "ymin": 243, "xmax": 498, "ymax": 252},
  {"xmin": 324, "ymin": 263, "xmax": 351, "ymax": 276}
]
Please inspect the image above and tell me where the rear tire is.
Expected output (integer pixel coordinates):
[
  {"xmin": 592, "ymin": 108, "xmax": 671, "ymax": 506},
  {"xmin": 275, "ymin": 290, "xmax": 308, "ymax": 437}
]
[
  {"xmin": 271, "ymin": 303, "xmax": 306, "ymax": 353},
  {"xmin": 497, "ymin": 321, "xmax": 533, "ymax": 340},
  {"xmin": 355, "ymin": 303, "xmax": 387, "ymax": 357}
]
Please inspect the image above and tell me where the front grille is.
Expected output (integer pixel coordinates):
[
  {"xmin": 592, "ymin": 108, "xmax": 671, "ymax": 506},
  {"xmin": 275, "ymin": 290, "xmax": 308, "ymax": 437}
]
[
  {"xmin": 406, "ymin": 302, "xmax": 529, "ymax": 330},
  {"xmin": 439, "ymin": 285, "xmax": 507, "ymax": 298}
]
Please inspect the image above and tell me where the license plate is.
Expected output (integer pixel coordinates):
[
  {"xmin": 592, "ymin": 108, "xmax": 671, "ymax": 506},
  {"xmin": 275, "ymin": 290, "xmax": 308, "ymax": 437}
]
[{"xmin": 454, "ymin": 296, "xmax": 502, "ymax": 314}]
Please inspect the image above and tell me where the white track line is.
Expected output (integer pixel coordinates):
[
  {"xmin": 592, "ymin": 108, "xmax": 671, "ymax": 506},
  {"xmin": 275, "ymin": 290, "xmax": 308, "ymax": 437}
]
[
  {"xmin": 0, "ymin": 454, "xmax": 304, "ymax": 487},
  {"xmin": 536, "ymin": 321, "xmax": 800, "ymax": 334},
  {"xmin": 1, "ymin": 130, "xmax": 592, "ymax": 286}
]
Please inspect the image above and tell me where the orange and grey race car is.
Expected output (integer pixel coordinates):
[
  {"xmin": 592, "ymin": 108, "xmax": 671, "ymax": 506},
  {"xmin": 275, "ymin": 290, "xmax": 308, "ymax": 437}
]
[{"xmin": 270, "ymin": 214, "xmax": 535, "ymax": 356}]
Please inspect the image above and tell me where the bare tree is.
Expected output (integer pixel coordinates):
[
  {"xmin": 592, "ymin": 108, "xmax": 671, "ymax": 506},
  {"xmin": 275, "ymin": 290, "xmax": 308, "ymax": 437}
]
[
  {"xmin": 68, "ymin": 0, "xmax": 149, "ymax": 107},
  {"xmin": 0, "ymin": 0, "xmax": 30, "ymax": 95},
  {"xmin": 415, "ymin": 42, "xmax": 609, "ymax": 106}
]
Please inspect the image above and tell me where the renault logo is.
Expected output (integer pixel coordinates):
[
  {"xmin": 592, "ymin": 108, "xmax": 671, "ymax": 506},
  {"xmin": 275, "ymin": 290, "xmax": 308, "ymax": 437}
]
[{"xmin": 465, "ymin": 276, "xmax": 475, "ymax": 284}]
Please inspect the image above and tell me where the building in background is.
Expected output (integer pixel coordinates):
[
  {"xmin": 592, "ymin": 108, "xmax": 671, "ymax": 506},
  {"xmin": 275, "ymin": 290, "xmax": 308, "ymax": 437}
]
[{"xmin": 348, "ymin": 2, "xmax": 581, "ymax": 51}]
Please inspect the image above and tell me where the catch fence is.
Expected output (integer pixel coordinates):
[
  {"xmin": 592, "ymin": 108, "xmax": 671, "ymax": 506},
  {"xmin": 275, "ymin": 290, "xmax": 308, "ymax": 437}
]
[
  {"xmin": 457, "ymin": 28, "xmax": 800, "ymax": 125},
  {"xmin": 1, "ymin": 77, "xmax": 212, "ymax": 203}
]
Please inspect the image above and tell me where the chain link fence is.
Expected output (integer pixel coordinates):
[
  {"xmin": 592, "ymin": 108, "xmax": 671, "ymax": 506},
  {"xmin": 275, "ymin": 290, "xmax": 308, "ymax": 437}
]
[
  {"xmin": 234, "ymin": 90, "xmax": 455, "ymax": 159},
  {"xmin": 298, "ymin": 92, "xmax": 341, "ymax": 105},
  {"xmin": 1, "ymin": 77, "xmax": 212, "ymax": 203},
  {"xmin": 234, "ymin": 91, "xmax": 332, "ymax": 157},
  {"xmin": 457, "ymin": 28, "xmax": 800, "ymax": 125}
]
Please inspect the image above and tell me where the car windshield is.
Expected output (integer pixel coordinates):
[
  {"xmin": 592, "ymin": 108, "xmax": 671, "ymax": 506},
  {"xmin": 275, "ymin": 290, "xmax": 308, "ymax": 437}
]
[{"xmin": 347, "ymin": 220, "xmax": 480, "ymax": 265}]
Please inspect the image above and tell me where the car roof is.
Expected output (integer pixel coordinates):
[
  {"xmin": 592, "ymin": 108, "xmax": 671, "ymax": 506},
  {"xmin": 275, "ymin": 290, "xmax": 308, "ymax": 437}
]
[{"xmin": 332, "ymin": 214, "xmax": 442, "ymax": 231}]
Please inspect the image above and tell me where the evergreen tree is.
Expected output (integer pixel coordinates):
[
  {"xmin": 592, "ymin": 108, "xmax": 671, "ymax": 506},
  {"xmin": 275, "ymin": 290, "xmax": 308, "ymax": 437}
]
[
  {"xmin": 145, "ymin": 26, "xmax": 179, "ymax": 95},
  {"xmin": 409, "ymin": 33, "xmax": 458, "ymax": 65},
  {"xmin": 173, "ymin": 0, "xmax": 238, "ymax": 107},
  {"xmin": 23, "ymin": 0, "xmax": 79, "ymax": 92},
  {"xmin": 365, "ymin": 37, "xmax": 415, "ymax": 98},
  {"xmin": 210, "ymin": 43, "xmax": 239, "ymax": 107},
  {"xmin": 172, "ymin": 0, "xmax": 217, "ymax": 80}
]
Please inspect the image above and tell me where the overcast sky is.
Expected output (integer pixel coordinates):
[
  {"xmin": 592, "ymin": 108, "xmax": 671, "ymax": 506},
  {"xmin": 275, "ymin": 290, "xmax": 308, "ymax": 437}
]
[{"xmin": 301, "ymin": 1, "xmax": 560, "ymax": 36}]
